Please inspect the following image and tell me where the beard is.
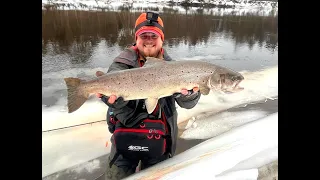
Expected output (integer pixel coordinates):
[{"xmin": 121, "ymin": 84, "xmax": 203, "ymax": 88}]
[
  {"xmin": 136, "ymin": 38, "xmax": 163, "ymax": 57},
  {"xmin": 138, "ymin": 41, "xmax": 162, "ymax": 57},
  {"xmin": 141, "ymin": 47, "xmax": 160, "ymax": 57}
]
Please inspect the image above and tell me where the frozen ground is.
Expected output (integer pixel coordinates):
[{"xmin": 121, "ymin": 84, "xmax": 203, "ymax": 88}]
[
  {"xmin": 124, "ymin": 112, "xmax": 278, "ymax": 180},
  {"xmin": 43, "ymin": 98, "xmax": 277, "ymax": 180},
  {"xmin": 42, "ymin": 65, "xmax": 278, "ymax": 178}
]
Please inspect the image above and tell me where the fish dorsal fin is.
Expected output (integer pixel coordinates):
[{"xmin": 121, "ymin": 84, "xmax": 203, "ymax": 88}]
[
  {"xmin": 144, "ymin": 57, "xmax": 166, "ymax": 67},
  {"xmin": 96, "ymin": 71, "xmax": 105, "ymax": 77},
  {"xmin": 145, "ymin": 98, "xmax": 159, "ymax": 114}
]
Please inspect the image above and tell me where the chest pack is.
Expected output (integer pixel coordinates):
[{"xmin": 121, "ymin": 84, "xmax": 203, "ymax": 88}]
[
  {"xmin": 107, "ymin": 47, "xmax": 172, "ymax": 167},
  {"xmin": 108, "ymin": 104, "xmax": 169, "ymax": 167}
]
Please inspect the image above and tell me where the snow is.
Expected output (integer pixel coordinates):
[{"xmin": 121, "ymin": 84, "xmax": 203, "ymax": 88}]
[
  {"xmin": 42, "ymin": 65, "xmax": 278, "ymax": 178},
  {"xmin": 42, "ymin": 122, "xmax": 111, "ymax": 177},
  {"xmin": 42, "ymin": 0, "xmax": 278, "ymax": 17},
  {"xmin": 124, "ymin": 112, "xmax": 278, "ymax": 179}
]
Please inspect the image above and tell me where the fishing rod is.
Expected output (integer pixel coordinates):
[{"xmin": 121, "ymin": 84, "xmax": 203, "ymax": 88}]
[{"xmin": 42, "ymin": 120, "xmax": 106, "ymax": 133}]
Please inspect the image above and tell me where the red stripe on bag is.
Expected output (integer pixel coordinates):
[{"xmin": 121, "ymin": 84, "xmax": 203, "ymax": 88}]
[
  {"xmin": 143, "ymin": 119, "xmax": 165, "ymax": 125},
  {"xmin": 114, "ymin": 129, "xmax": 165, "ymax": 135},
  {"xmin": 161, "ymin": 111, "xmax": 169, "ymax": 134}
]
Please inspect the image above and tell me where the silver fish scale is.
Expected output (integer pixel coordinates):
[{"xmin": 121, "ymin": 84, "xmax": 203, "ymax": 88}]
[{"xmin": 81, "ymin": 60, "xmax": 219, "ymax": 100}]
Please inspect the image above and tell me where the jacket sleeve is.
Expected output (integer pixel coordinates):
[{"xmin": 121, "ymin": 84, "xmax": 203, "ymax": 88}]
[
  {"xmin": 107, "ymin": 62, "xmax": 131, "ymax": 73},
  {"xmin": 101, "ymin": 62, "xmax": 142, "ymax": 127},
  {"xmin": 174, "ymin": 91, "xmax": 201, "ymax": 109}
]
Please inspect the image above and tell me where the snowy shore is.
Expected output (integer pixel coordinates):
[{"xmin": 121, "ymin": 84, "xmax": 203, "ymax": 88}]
[{"xmin": 42, "ymin": 0, "xmax": 278, "ymax": 16}]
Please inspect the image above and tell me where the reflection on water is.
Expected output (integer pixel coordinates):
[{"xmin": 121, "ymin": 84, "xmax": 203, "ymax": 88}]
[{"xmin": 42, "ymin": 9, "xmax": 277, "ymax": 73}]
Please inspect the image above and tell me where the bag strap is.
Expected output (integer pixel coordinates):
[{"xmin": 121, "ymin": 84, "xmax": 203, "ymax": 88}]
[
  {"xmin": 158, "ymin": 106, "xmax": 161, "ymax": 119},
  {"xmin": 109, "ymin": 151, "xmax": 120, "ymax": 168}
]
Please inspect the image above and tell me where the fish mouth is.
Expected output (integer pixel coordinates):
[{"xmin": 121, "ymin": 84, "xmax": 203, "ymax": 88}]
[
  {"xmin": 224, "ymin": 81, "xmax": 244, "ymax": 94},
  {"xmin": 233, "ymin": 80, "xmax": 244, "ymax": 91}
]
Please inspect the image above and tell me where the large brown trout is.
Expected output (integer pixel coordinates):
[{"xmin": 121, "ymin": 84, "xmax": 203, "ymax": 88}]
[{"xmin": 64, "ymin": 57, "xmax": 244, "ymax": 114}]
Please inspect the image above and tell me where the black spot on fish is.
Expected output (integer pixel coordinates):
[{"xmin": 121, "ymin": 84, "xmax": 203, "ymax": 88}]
[
  {"xmin": 145, "ymin": 80, "xmax": 147, "ymax": 81},
  {"xmin": 182, "ymin": 70, "xmax": 184, "ymax": 73}
]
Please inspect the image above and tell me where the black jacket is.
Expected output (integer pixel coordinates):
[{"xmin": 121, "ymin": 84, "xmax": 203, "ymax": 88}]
[{"xmin": 101, "ymin": 47, "xmax": 201, "ymax": 157}]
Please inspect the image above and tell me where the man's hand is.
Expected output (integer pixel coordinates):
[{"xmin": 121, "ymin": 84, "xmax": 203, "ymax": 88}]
[
  {"xmin": 180, "ymin": 87, "xmax": 199, "ymax": 95},
  {"xmin": 174, "ymin": 87, "xmax": 199, "ymax": 98},
  {"xmin": 96, "ymin": 93, "xmax": 117, "ymax": 104}
]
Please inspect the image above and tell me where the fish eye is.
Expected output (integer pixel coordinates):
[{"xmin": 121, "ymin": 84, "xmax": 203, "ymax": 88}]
[{"xmin": 231, "ymin": 76, "xmax": 238, "ymax": 81}]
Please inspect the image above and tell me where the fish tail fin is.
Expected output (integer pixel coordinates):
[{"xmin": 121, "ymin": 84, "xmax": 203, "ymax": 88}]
[{"xmin": 64, "ymin": 77, "xmax": 89, "ymax": 113}]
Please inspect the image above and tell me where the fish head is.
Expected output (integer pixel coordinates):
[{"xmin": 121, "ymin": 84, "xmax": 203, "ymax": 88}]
[{"xmin": 208, "ymin": 68, "xmax": 244, "ymax": 94}]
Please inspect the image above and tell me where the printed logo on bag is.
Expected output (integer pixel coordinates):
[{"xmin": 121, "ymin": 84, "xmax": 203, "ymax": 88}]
[{"xmin": 128, "ymin": 145, "xmax": 149, "ymax": 151}]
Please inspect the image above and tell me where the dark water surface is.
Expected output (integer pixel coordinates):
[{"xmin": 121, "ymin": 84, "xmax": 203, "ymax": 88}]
[
  {"xmin": 42, "ymin": 9, "xmax": 277, "ymax": 107},
  {"xmin": 42, "ymin": 9, "xmax": 278, "ymax": 74}
]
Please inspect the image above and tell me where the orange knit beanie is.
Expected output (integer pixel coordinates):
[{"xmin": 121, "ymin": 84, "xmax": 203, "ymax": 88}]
[{"xmin": 134, "ymin": 12, "xmax": 164, "ymax": 41}]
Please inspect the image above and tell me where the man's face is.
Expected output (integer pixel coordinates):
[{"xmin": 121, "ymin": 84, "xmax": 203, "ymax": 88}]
[{"xmin": 136, "ymin": 32, "xmax": 163, "ymax": 57}]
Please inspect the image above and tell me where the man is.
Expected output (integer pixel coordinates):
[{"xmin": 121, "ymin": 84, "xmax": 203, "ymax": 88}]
[{"xmin": 96, "ymin": 11, "xmax": 201, "ymax": 180}]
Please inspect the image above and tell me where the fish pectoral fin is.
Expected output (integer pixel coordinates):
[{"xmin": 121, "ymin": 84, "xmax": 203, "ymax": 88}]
[
  {"xmin": 145, "ymin": 98, "xmax": 159, "ymax": 114},
  {"xmin": 199, "ymin": 85, "xmax": 210, "ymax": 95},
  {"xmin": 95, "ymin": 71, "xmax": 105, "ymax": 77}
]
